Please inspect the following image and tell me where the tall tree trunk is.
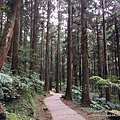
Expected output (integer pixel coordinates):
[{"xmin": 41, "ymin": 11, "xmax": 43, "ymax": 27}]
[
  {"xmin": 81, "ymin": 0, "xmax": 90, "ymax": 107},
  {"xmin": 102, "ymin": 0, "xmax": 108, "ymax": 78},
  {"xmin": 40, "ymin": 21, "xmax": 44, "ymax": 80},
  {"xmin": 73, "ymin": 37, "xmax": 78, "ymax": 86},
  {"xmin": 115, "ymin": 15, "xmax": 120, "ymax": 79},
  {"xmin": 56, "ymin": 0, "xmax": 60, "ymax": 93},
  {"xmin": 102, "ymin": 0, "xmax": 110, "ymax": 102},
  {"xmin": 30, "ymin": 0, "xmax": 38, "ymax": 73},
  {"xmin": 49, "ymin": 39, "xmax": 53, "ymax": 90},
  {"xmin": 0, "ymin": 12, "xmax": 3, "ymax": 35},
  {"xmin": 29, "ymin": 0, "xmax": 33, "ymax": 75},
  {"xmin": 93, "ymin": 39, "xmax": 96, "ymax": 75},
  {"xmin": 114, "ymin": 48, "xmax": 118, "ymax": 75},
  {"xmin": 0, "ymin": 0, "xmax": 3, "ymax": 33},
  {"xmin": 0, "ymin": 0, "xmax": 19, "ymax": 70},
  {"xmin": 11, "ymin": 0, "xmax": 21, "ymax": 75},
  {"xmin": 96, "ymin": 17, "xmax": 102, "ymax": 77},
  {"xmin": 65, "ymin": 0, "xmax": 72, "ymax": 100},
  {"xmin": 19, "ymin": 0, "xmax": 23, "ymax": 46},
  {"xmin": 44, "ymin": 0, "xmax": 51, "ymax": 92},
  {"xmin": 76, "ymin": 29, "xmax": 81, "ymax": 86},
  {"xmin": 62, "ymin": 52, "xmax": 65, "ymax": 83},
  {"xmin": 78, "ymin": 33, "xmax": 82, "ymax": 86}
]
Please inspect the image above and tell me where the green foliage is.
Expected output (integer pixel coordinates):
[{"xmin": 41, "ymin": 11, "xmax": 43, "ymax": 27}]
[
  {"xmin": 90, "ymin": 100, "xmax": 104, "ymax": 110},
  {"xmin": 107, "ymin": 75, "xmax": 120, "ymax": 84},
  {"xmin": 89, "ymin": 75, "xmax": 120, "ymax": 111},
  {"xmin": 90, "ymin": 91, "xmax": 120, "ymax": 111},
  {"xmin": 0, "ymin": 73, "xmax": 20, "ymax": 102},
  {"xmin": 6, "ymin": 113, "xmax": 22, "ymax": 120},
  {"xmin": 13, "ymin": 73, "xmax": 44, "ymax": 93},
  {"xmin": 9, "ymin": 91, "xmax": 35, "ymax": 120},
  {"xmin": 0, "ymin": 72, "xmax": 44, "ymax": 120},
  {"xmin": 1, "ymin": 57, "xmax": 12, "ymax": 75},
  {"xmin": 72, "ymin": 85, "xmax": 82, "ymax": 103},
  {"xmin": 89, "ymin": 76, "xmax": 104, "ymax": 82},
  {"xmin": 97, "ymin": 79, "xmax": 111, "ymax": 86},
  {"xmin": 0, "ymin": 72, "xmax": 45, "ymax": 119},
  {"xmin": 59, "ymin": 82, "xmax": 66, "ymax": 93},
  {"xmin": 0, "ymin": 6, "xmax": 9, "ymax": 13},
  {"xmin": 104, "ymin": 102, "xmax": 120, "ymax": 110},
  {"xmin": 0, "ymin": 73, "xmax": 13, "ymax": 84}
]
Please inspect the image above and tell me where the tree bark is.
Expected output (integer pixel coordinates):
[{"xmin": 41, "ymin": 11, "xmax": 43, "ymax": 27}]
[
  {"xmin": 65, "ymin": 0, "xmax": 72, "ymax": 100},
  {"xmin": 30, "ymin": 0, "xmax": 38, "ymax": 73},
  {"xmin": 81, "ymin": 0, "xmax": 90, "ymax": 107},
  {"xmin": 49, "ymin": 39, "xmax": 53, "ymax": 90},
  {"xmin": 44, "ymin": 0, "xmax": 51, "ymax": 92},
  {"xmin": 56, "ymin": 0, "xmax": 60, "ymax": 93},
  {"xmin": 96, "ymin": 17, "xmax": 102, "ymax": 77},
  {"xmin": 11, "ymin": 0, "xmax": 21, "ymax": 75},
  {"xmin": 0, "ymin": 0, "xmax": 19, "ymax": 70},
  {"xmin": 102, "ymin": 0, "xmax": 109, "ymax": 78},
  {"xmin": 40, "ymin": 21, "xmax": 44, "ymax": 80},
  {"xmin": 115, "ymin": 15, "xmax": 120, "ymax": 79},
  {"xmin": 62, "ymin": 52, "xmax": 65, "ymax": 83}
]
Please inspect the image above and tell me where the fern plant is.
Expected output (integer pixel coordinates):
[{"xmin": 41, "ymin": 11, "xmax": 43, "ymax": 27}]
[{"xmin": 0, "ymin": 73, "xmax": 13, "ymax": 84}]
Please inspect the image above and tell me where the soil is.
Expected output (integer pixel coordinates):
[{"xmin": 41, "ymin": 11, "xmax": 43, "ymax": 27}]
[
  {"xmin": 61, "ymin": 98, "xmax": 110, "ymax": 120},
  {"xmin": 34, "ymin": 95, "xmax": 53, "ymax": 120}
]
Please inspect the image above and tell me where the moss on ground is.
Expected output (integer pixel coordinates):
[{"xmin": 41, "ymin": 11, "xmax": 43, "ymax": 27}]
[
  {"xmin": 5, "ymin": 89, "xmax": 46, "ymax": 120},
  {"xmin": 6, "ymin": 113, "xmax": 22, "ymax": 120}
]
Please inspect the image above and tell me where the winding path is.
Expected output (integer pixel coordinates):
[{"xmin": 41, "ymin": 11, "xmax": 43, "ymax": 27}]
[{"xmin": 44, "ymin": 91, "xmax": 86, "ymax": 120}]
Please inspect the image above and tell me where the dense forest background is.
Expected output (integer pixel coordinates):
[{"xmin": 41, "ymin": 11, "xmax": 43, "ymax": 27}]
[{"xmin": 0, "ymin": 0, "xmax": 120, "ymax": 119}]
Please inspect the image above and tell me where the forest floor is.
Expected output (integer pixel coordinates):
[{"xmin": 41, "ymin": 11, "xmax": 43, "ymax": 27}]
[
  {"xmin": 34, "ymin": 93, "xmax": 110, "ymax": 120},
  {"xmin": 61, "ymin": 99, "xmax": 109, "ymax": 120},
  {"xmin": 34, "ymin": 95, "xmax": 53, "ymax": 120}
]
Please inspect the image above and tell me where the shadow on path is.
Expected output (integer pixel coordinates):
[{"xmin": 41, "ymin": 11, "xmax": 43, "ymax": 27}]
[{"xmin": 44, "ymin": 91, "xmax": 86, "ymax": 120}]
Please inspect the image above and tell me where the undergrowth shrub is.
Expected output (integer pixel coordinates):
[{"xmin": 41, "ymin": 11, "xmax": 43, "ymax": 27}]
[
  {"xmin": 0, "ymin": 72, "xmax": 44, "ymax": 120},
  {"xmin": 6, "ymin": 113, "xmax": 22, "ymax": 120},
  {"xmin": 89, "ymin": 75, "xmax": 120, "ymax": 110},
  {"xmin": 72, "ymin": 85, "xmax": 82, "ymax": 103}
]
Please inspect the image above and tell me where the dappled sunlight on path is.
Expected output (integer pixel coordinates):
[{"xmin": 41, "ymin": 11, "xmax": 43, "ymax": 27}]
[{"xmin": 44, "ymin": 91, "xmax": 86, "ymax": 120}]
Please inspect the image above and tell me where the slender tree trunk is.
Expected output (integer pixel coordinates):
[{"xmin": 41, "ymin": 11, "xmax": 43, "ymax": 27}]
[
  {"xmin": 78, "ymin": 37, "xmax": 82, "ymax": 86},
  {"xmin": 115, "ymin": 49, "xmax": 118, "ymax": 75},
  {"xmin": 40, "ymin": 21, "xmax": 44, "ymax": 80},
  {"xmin": 81, "ymin": 0, "xmax": 90, "ymax": 107},
  {"xmin": 76, "ymin": 29, "xmax": 81, "ymax": 86},
  {"xmin": 49, "ymin": 39, "xmax": 53, "ymax": 90},
  {"xmin": 115, "ymin": 16, "xmax": 120, "ymax": 79},
  {"xmin": 0, "ymin": 0, "xmax": 3, "ymax": 33},
  {"xmin": 44, "ymin": 0, "xmax": 51, "ymax": 92},
  {"xmin": 96, "ymin": 17, "xmax": 102, "ymax": 77},
  {"xmin": 30, "ymin": 0, "xmax": 38, "ymax": 73},
  {"xmin": 102, "ymin": 0, "xmax": 109, "ymax": 78},
  {"xmin": 0, "ymin": 0, "xmax": 19, "ymax": 70},
  {"xmin": 65, "ymin": 0, "xmax": 72, "ymax": 100},
  {"xmin": 11, "ymin": 0, "xmax": 21, "ymax": 75},
  {"xmin": 62, "ymin": 52, "xmax": 65, "ymax": 83},
  {"xmin": 0, "ymin": 12, "xmax": 3, "ymax": 34},
  {"xmin": 19, "ymin": 0, "xmax": 23, "ymax": 46},
  {"xmin": 73, "ymin": 62, "xmax": 78, "ymax": 86},
  {"xmin": 102, "ymin": 0, "xmax": 110, "ymax": 102},
  {"xmin": 30, "ymin": 0, "xmax": 33, "ymax": 73},
  {"xmin": 93, "ymin": 40, "xmax": 96, "ymax": 75},
  {"xmin": 56, "ymin": 0, "xmax": 60, "ymax": 93}
]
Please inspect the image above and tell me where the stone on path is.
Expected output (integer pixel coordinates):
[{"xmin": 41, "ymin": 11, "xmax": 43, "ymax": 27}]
[{"xmin": 44, "ymin": 91, "xmax": 86, "ymax": 120}]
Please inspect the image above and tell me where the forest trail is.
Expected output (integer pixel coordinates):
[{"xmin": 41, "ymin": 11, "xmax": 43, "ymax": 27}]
[{"xmin": 44, "ymin": 91, "xmax": 86, "ymax": 120}]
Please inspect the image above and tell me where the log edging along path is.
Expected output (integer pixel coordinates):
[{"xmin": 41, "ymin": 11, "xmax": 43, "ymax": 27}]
[{"xmin": 44, "ymin": 91, "xmax": 86, "ymax": 120}]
